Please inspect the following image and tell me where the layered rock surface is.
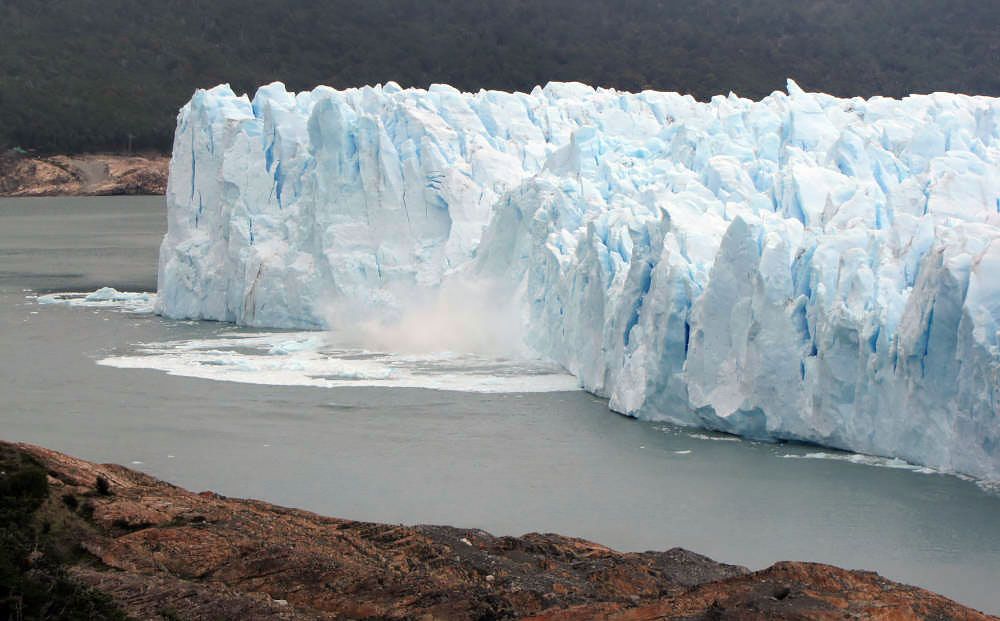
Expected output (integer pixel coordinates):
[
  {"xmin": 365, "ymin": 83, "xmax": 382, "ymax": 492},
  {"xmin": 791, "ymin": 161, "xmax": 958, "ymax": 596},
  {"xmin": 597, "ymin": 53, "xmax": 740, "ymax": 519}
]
[{"xmin": 5, "ymin": 441, "xmax": 994, "ymax": 620}]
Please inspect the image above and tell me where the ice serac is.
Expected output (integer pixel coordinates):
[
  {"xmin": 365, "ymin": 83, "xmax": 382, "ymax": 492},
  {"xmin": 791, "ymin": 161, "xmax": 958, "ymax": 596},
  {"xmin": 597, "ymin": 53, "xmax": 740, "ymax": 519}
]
[{"xmin": 158, "ymin": 80, "xmax": 1000, "ymax": 480}]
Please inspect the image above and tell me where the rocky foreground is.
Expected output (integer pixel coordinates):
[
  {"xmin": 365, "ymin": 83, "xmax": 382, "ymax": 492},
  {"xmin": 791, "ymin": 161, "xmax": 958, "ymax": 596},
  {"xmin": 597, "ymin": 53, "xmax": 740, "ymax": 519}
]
[
  {"xmin": 0, "ymin": 441, "xmax": 993, "ymax": 621},
  {"xmin": 0, "ymin": 151, "xmax": 167, "ymax": 196}
]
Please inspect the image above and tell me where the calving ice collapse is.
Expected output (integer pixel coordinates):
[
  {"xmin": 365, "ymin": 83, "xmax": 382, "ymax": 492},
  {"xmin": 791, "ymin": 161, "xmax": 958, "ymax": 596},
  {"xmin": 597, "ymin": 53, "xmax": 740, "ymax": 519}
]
[{"xmin": 157, "ymin": 79, "xmax": 1000, "ymax": 480}]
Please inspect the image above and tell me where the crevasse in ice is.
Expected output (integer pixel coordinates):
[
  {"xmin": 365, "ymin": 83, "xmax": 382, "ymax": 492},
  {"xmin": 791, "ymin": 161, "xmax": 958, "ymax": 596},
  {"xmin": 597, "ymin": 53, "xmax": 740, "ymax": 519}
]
[{"xmin": 157, "ymin": 80, "xmax": 1000, "ymax": 479}]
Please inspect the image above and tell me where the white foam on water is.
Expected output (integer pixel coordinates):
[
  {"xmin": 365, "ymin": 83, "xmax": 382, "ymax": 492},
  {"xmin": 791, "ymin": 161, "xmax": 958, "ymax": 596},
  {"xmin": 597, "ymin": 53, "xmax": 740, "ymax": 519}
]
[
  {"xmin": 976, "ymin": 479, "xmax": 1000, "ymax": 496},
  {"xmin": 686, "ymin": 432, "xmax": 742, "ymax": 442},
  {"xmin": 784, "ymin": 451, "xmax": 1000, "ymax": 492},
  {"xmin": 98, "ymin": 330, "xmax": 581, "ymax": 394},
  {"xmin": 782, "ymin": 451, "xmax": 939, "ymax": 474}
]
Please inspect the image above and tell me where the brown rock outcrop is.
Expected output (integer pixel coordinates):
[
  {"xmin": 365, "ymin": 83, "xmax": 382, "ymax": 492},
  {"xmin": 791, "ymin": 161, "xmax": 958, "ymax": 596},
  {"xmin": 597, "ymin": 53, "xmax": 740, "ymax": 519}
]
[
  {"xmin": 5, "ymin": 441, "xmax": 995, "ymax": 620},
  {"xmin": 0, "ymin": 151, "xmax": 168, "ymax": 196}
]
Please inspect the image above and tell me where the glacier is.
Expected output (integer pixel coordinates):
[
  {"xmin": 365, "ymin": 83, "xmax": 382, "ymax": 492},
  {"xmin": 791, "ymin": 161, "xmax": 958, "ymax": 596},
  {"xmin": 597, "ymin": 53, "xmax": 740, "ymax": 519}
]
[{"xmin": 157, "ymin": 79, "xmax": 1000, "ymax": 480}]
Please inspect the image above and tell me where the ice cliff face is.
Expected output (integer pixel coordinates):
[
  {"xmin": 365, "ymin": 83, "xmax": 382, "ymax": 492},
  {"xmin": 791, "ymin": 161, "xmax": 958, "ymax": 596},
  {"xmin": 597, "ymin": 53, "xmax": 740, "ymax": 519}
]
[{"xmin": 158, "ymin": 80, "xmax": 1000, "ymax": 480}]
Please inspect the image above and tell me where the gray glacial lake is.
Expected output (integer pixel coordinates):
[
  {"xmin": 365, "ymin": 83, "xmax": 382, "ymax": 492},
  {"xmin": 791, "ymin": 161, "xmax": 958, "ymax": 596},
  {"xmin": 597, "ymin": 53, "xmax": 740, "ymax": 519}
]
[{"xmin": 1, "ymin": 196, "xmax": 999, "ymax": 614}]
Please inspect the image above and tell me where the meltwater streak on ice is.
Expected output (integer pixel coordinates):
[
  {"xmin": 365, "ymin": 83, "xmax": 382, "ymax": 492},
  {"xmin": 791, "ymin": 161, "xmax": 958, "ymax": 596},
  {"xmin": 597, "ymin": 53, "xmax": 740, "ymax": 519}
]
[{"xmin": 158, "ymin": 79, "xmax": 1000, "ymax": 480}]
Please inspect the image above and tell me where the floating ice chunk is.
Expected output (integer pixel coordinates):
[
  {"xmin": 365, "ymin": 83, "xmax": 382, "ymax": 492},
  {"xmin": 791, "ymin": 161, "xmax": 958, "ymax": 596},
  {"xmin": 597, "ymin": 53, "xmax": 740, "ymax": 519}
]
[
  {"xmin": 38, "ymin": 289, "xmax": 157, "ymax": 314},
  {"xmin": 85, "ymin": 286, "xmax": 123, "ymax": 301},
  {"xmin": 268, "ymin": 335, "xmax": 327, "ymax": 355}
]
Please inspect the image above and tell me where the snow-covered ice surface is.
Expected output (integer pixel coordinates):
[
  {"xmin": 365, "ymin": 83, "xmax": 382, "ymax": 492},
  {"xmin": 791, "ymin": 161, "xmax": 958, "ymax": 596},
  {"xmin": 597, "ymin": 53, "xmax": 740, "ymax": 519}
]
[
  {"xmin": 97, "ymin": 331, "xmax": 579, "ymax": 393},
  {"xmin": 158, "ymin": 79, "xmax": 1000, "ymax": 480}
]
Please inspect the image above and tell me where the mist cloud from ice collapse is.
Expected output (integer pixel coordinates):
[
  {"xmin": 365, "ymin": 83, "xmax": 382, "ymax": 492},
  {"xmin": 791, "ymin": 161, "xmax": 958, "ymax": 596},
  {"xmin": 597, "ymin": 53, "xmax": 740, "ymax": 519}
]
[
  {"xmin": 155, "ymin": 79, "xmax": 1000, "ymax": 481},
  {"xmin": 319, "ymin": 278, "xmax": 529, "ymax": 358}
]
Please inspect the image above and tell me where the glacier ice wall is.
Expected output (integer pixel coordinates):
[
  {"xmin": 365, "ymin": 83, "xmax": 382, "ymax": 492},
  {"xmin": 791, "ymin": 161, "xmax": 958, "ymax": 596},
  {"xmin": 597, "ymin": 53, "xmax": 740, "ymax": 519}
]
[{"xmin": 157, "ymin": 80, "xmax": 1000, "ymax": 479}]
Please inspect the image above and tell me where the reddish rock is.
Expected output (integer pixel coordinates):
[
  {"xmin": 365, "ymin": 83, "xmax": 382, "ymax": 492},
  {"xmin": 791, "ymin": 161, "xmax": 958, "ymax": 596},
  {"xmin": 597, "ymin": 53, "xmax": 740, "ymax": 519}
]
[{"xmin": 7, "ymin": 442, "xmax": 995, "ymax": 620}]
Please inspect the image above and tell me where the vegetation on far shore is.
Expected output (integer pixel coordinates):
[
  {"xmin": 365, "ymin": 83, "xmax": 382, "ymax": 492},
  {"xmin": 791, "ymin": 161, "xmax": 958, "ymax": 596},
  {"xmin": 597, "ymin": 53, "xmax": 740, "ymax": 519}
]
[{"xmin": 1, "ymin": 0, "xmax": 999, "ymax": 154}]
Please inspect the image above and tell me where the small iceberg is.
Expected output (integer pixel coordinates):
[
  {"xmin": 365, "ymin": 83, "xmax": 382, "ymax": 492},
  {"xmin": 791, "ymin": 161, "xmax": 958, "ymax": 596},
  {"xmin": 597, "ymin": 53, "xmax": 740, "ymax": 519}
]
[{"xmin": 38, "ymin": 288, "xmax": 157, "ymax": 314}]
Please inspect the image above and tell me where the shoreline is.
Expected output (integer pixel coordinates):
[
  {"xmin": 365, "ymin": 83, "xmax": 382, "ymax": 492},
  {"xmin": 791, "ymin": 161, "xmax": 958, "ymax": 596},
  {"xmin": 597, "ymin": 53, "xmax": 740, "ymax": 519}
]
[
  {"xmin": 1, "ymin": 440, "xmax": 994, "ymax": 620},
  {"xmin": 0, "ymin": 151, "xmax": 168, "ymax": 197}
]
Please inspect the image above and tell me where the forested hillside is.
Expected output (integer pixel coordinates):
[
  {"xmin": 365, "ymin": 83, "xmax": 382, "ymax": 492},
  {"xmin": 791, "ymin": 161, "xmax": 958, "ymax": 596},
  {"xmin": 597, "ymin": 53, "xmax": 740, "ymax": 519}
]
[{"xmin": 2, "ymin": 0, "xmax": 998, "ymax": 153}]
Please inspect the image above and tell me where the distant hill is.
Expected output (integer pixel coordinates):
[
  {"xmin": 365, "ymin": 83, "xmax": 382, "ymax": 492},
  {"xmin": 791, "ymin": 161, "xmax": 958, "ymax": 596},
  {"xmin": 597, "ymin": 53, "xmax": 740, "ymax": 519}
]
[{"xmin": 2, "ymin": 0, "xmax": 998, "ymax": 154}]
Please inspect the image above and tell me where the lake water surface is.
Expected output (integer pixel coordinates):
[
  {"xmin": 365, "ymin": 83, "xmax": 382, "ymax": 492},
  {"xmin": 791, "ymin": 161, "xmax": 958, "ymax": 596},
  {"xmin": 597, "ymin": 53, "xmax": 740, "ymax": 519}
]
[{"xmin": 2, "ymin": 197, "xmax": 999, "ymax": 614}]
